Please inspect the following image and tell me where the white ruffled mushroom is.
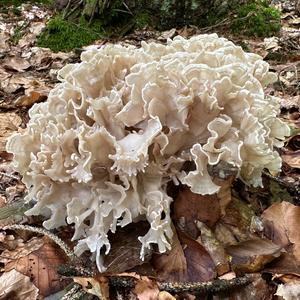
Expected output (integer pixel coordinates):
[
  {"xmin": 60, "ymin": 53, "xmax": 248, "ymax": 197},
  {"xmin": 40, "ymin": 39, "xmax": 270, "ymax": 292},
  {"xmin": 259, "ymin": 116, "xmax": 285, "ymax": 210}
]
[{"xmin": 6, "ymin": 34, "xmax": 290, "ymax": 271}]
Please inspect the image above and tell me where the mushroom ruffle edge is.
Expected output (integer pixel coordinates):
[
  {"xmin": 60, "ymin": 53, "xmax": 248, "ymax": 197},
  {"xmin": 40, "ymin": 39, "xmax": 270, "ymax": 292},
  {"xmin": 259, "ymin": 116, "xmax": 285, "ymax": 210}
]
[{"xmin": 6, "ymin": 34, "xmax": 290, "ymax": 271}]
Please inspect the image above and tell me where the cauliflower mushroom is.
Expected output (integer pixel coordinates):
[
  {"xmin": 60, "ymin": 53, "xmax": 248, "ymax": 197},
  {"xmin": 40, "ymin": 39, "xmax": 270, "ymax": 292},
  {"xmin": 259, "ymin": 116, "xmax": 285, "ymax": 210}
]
[{"xmin": 6, "ymin": 34, "xmax": 290, "ymax": 271}]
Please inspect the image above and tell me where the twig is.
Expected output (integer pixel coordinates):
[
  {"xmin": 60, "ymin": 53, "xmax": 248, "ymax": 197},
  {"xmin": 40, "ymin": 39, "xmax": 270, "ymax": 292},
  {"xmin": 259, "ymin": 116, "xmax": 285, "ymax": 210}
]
[
  {"xmin": 64, "ymin": 0, "xmax": 83, "ymax": 19},
  {"xmin": 200, "ymin": 11, "xmax": 255, "ymax": 33},
  {"xmin": 58, "ymin": 264, "xmax": 95, "ymax": 277},
  {"xmin": 62, "ymin": 0, "xmax": 72, "ymax": 19},
  {"xmin": 108, "ymin": 275, "xmax": 251, "ymax": 294},
  {"xmin": 89, "ymin": 0, "xmax": 99, "ymax": 24},
  {"xmin": 158, "ymin": 276, "xmax": 250, "ymax": 294},
  {"xmin": 2, "ymin": 224, "xmax": 76, "ymax": 260}
]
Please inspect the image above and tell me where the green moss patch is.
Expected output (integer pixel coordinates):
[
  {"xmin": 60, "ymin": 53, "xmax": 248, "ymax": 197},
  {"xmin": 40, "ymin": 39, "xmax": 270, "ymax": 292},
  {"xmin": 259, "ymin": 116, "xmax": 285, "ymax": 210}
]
[
  {"xmin": 231, "ymin": 1, "xmax": 280, "ymax": 37},
  {"xmin": 37, "ymin": 16, "xmax": 104, "ymax": 52}
]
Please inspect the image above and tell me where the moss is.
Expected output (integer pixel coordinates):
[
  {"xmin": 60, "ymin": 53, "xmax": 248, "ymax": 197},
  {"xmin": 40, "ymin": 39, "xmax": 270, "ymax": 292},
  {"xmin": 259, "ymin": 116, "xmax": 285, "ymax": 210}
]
[
  {"xmin": 37, "ymin": 15, "xmax": 104, "ymax": 52},
  {"xmin": 134, "ymin": 11, "xmax": 152, "ymax": 28},
  {"xmin": 231, "ymin": 1, "xmax": 280, "ymax": 37}
]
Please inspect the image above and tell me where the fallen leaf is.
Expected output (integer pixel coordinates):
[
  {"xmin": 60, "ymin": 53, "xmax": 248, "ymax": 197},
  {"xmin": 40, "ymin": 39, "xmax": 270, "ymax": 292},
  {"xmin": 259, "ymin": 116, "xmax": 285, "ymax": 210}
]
[
  {"xmin": 174, "ymin": 187, "xmax": 221, "ymax": 238},
  {"xmin": 262, "ymin": 201, "xmax": 300, "ymax": 263},
  {"xmin": 178, "ymin": 231, "xmax": 215, "ymax": 282},
  {"xmin": 264, "ymin": 253, "xmax": 300, "ymax": 279},
  {"xmin": 133, "ymin": 275, "xmax": 159, "ymax": 300},
  {"xmin": 3, "ymin": 56, "xmax": 31, "ymax": 72},
  {"xmin": 282, "ymin": 150, "xmax": 300, "ymax": 168},
  {"xmin": 74, "ymin": 276, "xmax": 109, "ymax": 300},
  {"xmin": 0, "ymin": 112, "xmax": 22, "ymax": 154},
  {"xmin": 3, "ymin": 237, "xmax": 70, "ymax": 297},
  {"xmin": 0, "ymin": 237, "xmax": 44, "ymax": 264},
  {"xmin": 158, "ymin": 291, "xmax": 176, "ymax": 300},
  {"xmin": 103, "ymin": 222, "xmax": 152, "ymax": 273},
  {"xmin": 276, "ymin": 282, "xmax": 300, "ymax": 300},
  {"xmin": 15, "ymin": 89, "xmax": 48, "ymax": 107},
  {"xmin": 226, "ymin": 238, "xmax": 283, "ymax": 274},
  {"xmin": 0, "ymin": 269, "xmax": 39, "ymax": 300},
  {"xmin": 152, "ymin": 228, "xmax": 187, "ymax": 282},
  {"xmin": 264, "ymin": 37, "xmax": 281, "ymax": 51},
  {"xmin": 196, "ymin": 221, "xmax": 230, "ymax": 276}
]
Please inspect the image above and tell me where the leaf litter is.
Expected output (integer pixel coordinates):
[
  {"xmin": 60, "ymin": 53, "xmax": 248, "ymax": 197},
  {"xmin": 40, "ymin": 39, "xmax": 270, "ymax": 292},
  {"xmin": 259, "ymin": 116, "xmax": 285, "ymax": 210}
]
[{"xmin": 0, "ymin": 0, "xmax": 300, "ymax": 299}]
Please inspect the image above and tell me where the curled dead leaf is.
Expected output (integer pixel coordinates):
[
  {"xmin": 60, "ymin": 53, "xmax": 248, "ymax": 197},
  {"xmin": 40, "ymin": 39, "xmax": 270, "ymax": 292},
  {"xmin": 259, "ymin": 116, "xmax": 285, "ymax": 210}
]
[
  {"xmin": 0, "ymin": 269, "xmax": 39, "ymax": 300},
  {"xmin": 158, "ymin": 291, "xmax": 176, "ymax": 300},
  {"xmin": 226, "ymin": 238, "xmax": 283, "ymax": 274},
  {"xmin": 3, "ymin": 56, "xmax": 31, "ymax": 72},
  {"xmin": 262, "ymin": 201, "xmax": 300, "ymax": 263},
  {"xmin": 2, "ymin": 237, "xmax": 70, "ymax": 297},
  {"xmin": 133, "ymin": 275, "xmax": 159, "ymax": 300},
  {"xmin": 282, "ymin": 150, "xmax": 300, "ymax": 169},
  {"xmin": 74, "ymin": 276, "xmax": 109, "ymax": 300}
]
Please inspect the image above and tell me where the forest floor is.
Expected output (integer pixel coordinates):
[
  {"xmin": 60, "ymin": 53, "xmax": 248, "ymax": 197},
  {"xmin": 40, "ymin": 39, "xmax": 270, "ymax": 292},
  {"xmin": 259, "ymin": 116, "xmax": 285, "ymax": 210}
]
[{"xmin": 0, "ymin": 1, "xmax": 299, "ymax": 299}]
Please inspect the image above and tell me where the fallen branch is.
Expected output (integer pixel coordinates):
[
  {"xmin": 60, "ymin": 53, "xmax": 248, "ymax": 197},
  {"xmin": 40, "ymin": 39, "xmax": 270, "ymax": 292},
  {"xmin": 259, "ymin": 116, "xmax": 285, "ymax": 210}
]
[
  {"xmin": 158, "ymin": 276, "xmax": 251, "ymax": 294},
  {"xmin": 2, "ymin": 224, "xmax": 76, "ymax": 260}
]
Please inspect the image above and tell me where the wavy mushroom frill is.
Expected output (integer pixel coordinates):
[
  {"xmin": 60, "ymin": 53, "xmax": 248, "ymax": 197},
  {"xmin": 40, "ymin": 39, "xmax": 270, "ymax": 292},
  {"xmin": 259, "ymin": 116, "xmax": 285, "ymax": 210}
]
[{"xmin": 6, "ymin": 34, "xmax": 290, "ymax": 271}]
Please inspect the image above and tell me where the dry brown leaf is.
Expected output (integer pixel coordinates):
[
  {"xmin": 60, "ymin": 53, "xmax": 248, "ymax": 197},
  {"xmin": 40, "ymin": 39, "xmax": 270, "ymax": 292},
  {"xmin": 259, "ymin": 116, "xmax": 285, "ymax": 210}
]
[
  {"xmin": 217, "ymin": 177, "xmax": 234, "ymax": 216},
  {"xmin": 152, "ymin": 228, "xmax": 187, "ymax": 282},
  {"xmin": 262, "ymin": 201, "xmax": 300, "ymax": 263},
  {"xmin": 178, "ymin": 231, "xmax": 215, "ymax": 282},
  {"xmin": 103, "ymin": 222, "xmax": 152, "ymax": 273},
  {"xmin": 112, "ymin": 272, "xmax": 159, "ymax": 300},
  {"xmin": 174, "ymin": 188, "xmax": 221, "ymax": 238},
  {"xmin": 3, "ymin": 237, "xmax": 70, "ymax": 297},
  {"xmin": 158, "ymin": 291, "xmax": 176, "ymax": 300},
  {"xmin": 3, "ymin": 56, "xmax": 31, "ymax": 72},
  {"xmin": 226, "ymin": 238, "xmax": 283, "ymax": 274},
  {"xmin": 133, "ymin": 276, "xmax": 159, "ymax": 300},
  {"xmin": 276, "ymin": 282, "xmax": 300, "ymax": 300},
  {"xmin": 74, "ymin": 276, "xmax": 109, "ymax": 300},
  {"xmin": 0, "ymin": 269, "xmax": 39, "ymax": 300},
  {"xmin": 0, "ymin": 112, "xmax": 22, "ymax": 154},
  {"xmin": 282, "ymin": 150, "xmax": 300, "ymax": 168},
  {"xmin": 0, "ymin": 237, "xmax": 43, "ymax": 265},
  {"xmin": 264, "ymin": 253, "xmax": 300, "ymax": 279},
  {"xmin": 15, "ymin": 89, "xmax": 48, "ymax": 107}
]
